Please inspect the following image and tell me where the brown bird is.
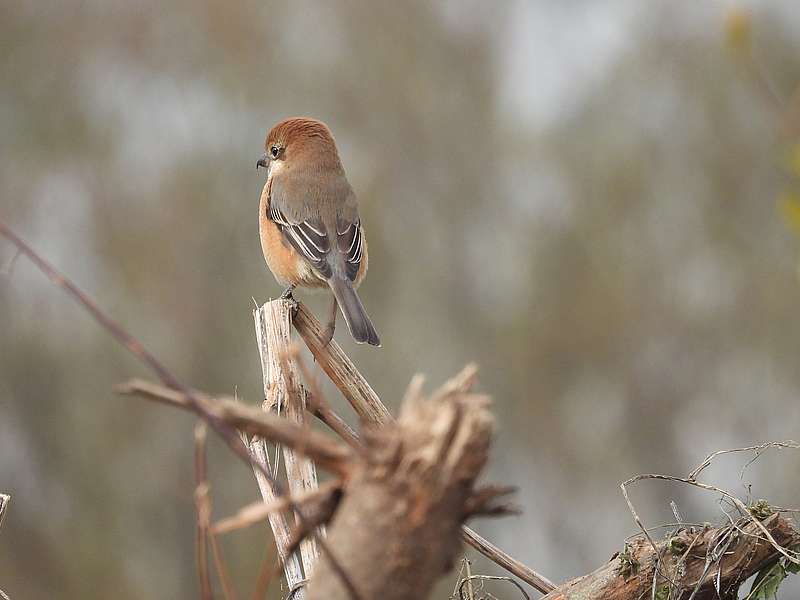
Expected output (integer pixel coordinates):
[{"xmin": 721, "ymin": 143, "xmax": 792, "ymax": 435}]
[{"xmin": 256, "ymin": 117, "xmax": 380, "ymax": 346}]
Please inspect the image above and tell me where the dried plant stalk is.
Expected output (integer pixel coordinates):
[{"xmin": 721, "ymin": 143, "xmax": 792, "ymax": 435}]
[
  {"xmin": 306, "ymin": 375, "xmax": 495, "ymax": 600},
  {"xmin": 251, "ymin": 299, "xmax": 329, "ymax": 598},
  {"xmin": 256, "ymin": 300, "xmax": 322, "ymax": 573},
  {"xmin": 247, "ymin": 436, "xmax": 306, "ymax": 597}
]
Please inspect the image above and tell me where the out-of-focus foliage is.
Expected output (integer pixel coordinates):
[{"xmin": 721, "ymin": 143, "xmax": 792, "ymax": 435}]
[
  {"xmin": 2, "ymin": 1, "xmax": 800, "ymax": 598},
  {"xmin": 725, "ymin": 7, "xmax": 753, "ymax": 54}
]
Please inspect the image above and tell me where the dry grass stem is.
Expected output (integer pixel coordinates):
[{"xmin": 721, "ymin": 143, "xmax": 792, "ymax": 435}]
[
  {"xmin": 194, "ymin": 422, "xmax": 214, "ymax": 600},
  {"xmin": 688, "ymin": 440, "xmax": 800, "ymax": 481},
  {"xmin": 115, "ymin": 379, "xmax": 352, "ymax": 474},
  {"xmin": 250, "ymin": 542, "xmax": 279, "ymax": 600},
  {"xmin": 622, "ymin": 465, "xmax": 800, "ymax": 568},
  {"xmin": 212, "ymin": 481, "xmax": 342, "ymax": 535},
  {"xmin": 254, "ymin": 301, "xmax": 323, "ymax": 583}
]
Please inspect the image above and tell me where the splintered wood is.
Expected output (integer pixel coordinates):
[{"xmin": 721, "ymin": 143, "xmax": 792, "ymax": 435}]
[
  {"xmin": 252, "ymin": 299, "xmax": 323, "ymax": 599},
  {"xmin": 306, "ymin": 375, "xmax": 494, "ymax": 600}
]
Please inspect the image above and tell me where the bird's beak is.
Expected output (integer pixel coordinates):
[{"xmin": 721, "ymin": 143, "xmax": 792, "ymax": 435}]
[{"xmin": 256, "ymin": 154, "xmax": 269, "ymax": 170}]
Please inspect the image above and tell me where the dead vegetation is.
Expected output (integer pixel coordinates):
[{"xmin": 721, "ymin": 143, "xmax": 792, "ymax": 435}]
[{"xmin": 2, "ymin": 220, "xmax": 799, "ymax": 599}]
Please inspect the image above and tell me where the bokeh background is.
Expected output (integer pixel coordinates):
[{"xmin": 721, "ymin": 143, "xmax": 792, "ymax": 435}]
[{"xmin": 3, "ymin": 1, "xmax": 800, "ymax": 598}]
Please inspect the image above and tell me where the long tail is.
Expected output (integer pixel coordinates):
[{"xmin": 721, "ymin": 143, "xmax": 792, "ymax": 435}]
[{"xmin": 328, "ymin": 277, "xmax": 381, "ymax": 346}]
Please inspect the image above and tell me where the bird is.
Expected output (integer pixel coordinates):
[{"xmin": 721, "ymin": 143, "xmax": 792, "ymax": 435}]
[{"xmin": 256, "ymin": 117, "xmax": 381, "ymax": 347}]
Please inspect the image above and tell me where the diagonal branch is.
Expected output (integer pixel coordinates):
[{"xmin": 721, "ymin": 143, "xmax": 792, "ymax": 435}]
[
  {"xmin": 212, "ymin": 481, "xmax": 342, "ymax": 536},
  {"xmin": 115, "ymin": 379, "xmax": 351, "ymax": 474},
  {"xmin": 293, "ymin": 302, "xmax": 391, "ymax": 425},
  {"xmin": 0, "ymin": 222, "xmax": 271, "ymax": 476}
]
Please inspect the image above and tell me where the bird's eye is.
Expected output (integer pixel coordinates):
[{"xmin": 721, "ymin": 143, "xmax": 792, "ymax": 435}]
[{"xmin": 270, "ymin": 145, "xmax": 281, "ymax": 158}]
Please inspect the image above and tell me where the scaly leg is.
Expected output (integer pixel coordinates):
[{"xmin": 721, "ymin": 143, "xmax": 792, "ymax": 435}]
[{"xmin": 280, "ymin": 284, "xmax": 296, "ymax": 300}]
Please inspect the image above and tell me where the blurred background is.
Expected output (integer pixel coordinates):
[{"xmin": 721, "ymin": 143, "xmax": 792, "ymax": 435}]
[{"xmin": 2, "ymin": 0, "xmax": 800, "ymax": 598}]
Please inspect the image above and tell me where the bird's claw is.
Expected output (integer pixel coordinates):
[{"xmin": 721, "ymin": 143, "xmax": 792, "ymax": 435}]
[{"xmin": 279, "ymin": 285, "xmax": 296, "ymax": 301}]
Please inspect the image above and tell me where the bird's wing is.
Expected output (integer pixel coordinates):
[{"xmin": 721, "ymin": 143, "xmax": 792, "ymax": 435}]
[
  {"xmin": 335, "ymin": 216, "xmax": 363, "ymax": 282},
  {"xmin": 268, "ymin": 170, "xmax": 363, "ymax": 282},
  {"xmin": 268, "ymin": 199, "xmax": 333, "ymax": 278}
]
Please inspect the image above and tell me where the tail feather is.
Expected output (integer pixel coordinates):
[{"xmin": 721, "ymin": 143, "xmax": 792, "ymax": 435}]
[{"xmin": 328, "ymin": 277, "xmax": 380, "ymax": 346}]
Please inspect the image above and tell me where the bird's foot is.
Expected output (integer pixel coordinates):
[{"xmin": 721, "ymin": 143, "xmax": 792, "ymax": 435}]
[
  {"xmin": 280, "ymin": 285, "xmax": 296, "ymax": 300},
  {"xmin": 263, "ymin": 397, "xmax": 281, "ymax": 414}
]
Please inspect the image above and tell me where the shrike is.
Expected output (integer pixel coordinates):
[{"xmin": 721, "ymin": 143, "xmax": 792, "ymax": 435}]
[{"xmin": 257, "ymin": 117, "xmax": 380, "ymax": 346}]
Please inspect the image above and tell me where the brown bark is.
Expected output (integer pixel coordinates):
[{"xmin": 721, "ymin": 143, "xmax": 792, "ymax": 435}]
[
  {"xmin": 542, "ymin": 513, "xmax": 800, "ymax": 600},
  {"xmin": 306, "ymin": 377, "xmax": 494, "ymax": 600}
]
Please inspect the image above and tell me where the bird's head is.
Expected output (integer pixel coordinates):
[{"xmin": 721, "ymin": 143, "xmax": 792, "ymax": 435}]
[{"xmin": 257, "ymin": 117, "xmax": 341, "ymax": 175}]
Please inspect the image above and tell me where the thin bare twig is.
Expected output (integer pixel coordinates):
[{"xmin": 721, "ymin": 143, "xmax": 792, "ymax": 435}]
[
  {"xmin": 1, "ymin": 247, "xmax": 20, "ymax": 275},
  {"xmin": 310, "ymin": 401, "xmax": 360, "ymax": 450},
  {"xmin": 209, "ymin": 529, "xmax": 237, "ymax": 600},
  {"xmin": 194, "ymin": 423, "xmax": 214, "ymax": 600},
  {"xmin": 212, "ymin": 481, "xmax": 342, "ymax": 535},
  {"xmin": 463, "ymin": 558, "xmax": 476, "ymax": 600},
  {"xmin": 115, "ymin": 379, "xmax": 352, "ymax": 474},
  {"xmin": 118, "ymin": 377, "xmax": 356, "ymax": 596},
  {"xmin": 194, "ymin": 422, "xmax": 238, "ymax": 600},
  {"xmin": 688, "ymin": 440, "xmax": 800, "ymax": 482},
  {"xmin": 250, "ymin": 541, "xmax": 279, "ymax": 600},
  {"xmin": 460, "ymin": 527, "xmax": 556, "ymax": 594},
  {"xmin": 623, "ymin": 474, "xmax": 798, "ymax": 564},
  {"xmin": 291, "ymin": 349, "xmax": 361, "ymax": 450},
  {"xmin": 457, "ymin": 575, "xmax": 530, "ymax": 600},
  {"xmin": 0, "ymin": 225, "xmax": 276, "ymax": 480},
  {"xmin": 292, "ymin": 302, "xmax": 392, "ymax": 425},
  {"xmin": 622, "ymin": 438, "xmax": 800, "ymax": 569}
]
